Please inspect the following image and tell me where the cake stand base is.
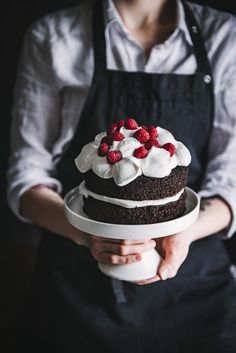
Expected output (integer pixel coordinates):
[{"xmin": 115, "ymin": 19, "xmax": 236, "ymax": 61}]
[{"xmin": 98, "ymin": 248, "xmax": 161, "ymax": 281}]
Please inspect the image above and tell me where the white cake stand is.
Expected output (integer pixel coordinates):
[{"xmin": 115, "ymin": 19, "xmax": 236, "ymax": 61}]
[{"xmin": 64, "ymin": 186, "xmax": 200, "ymax": 281}]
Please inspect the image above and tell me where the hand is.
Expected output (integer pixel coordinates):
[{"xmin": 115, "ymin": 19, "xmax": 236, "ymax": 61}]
[
  {"xmin": 80, "ymin": 232, "xmax": 156, "ymax": 265},
  {"xmin": 19, "ymin": 186, "xmax": 154, "ymax": 264},
  {"xmin": 133, "ymin": 232, "xmax": 192, "ymax": 285},
  {"xmin": 132, "ymin": 196, "xmax": 232, "ymax": 285}
]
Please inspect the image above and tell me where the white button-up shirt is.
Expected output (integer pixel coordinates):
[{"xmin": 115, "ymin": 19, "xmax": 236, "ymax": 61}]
[{"xmin": 7, "ymin": 0, "xmax": 236, "ymax": 237}]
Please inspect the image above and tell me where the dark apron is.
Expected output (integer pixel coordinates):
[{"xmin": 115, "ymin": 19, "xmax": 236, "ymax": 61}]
[{"xmin": 18, "ymin": 1, "xmax": 236, "ymax": 352}]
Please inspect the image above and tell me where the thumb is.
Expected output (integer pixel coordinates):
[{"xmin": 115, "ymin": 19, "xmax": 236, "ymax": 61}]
[{"xmin": 157, "ymin": 250, "xmax": 183, "ymax": 280}]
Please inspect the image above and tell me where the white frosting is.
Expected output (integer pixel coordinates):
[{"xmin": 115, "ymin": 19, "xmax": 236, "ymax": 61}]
[
  {"xmin": 142, "ymin": 147, "xmax": 175, "ymax": 178},
  {"xmin": 119, "ymin": 127, "xmax": 139, "ymax": 139},
  {"xmin": 112, "ymin": 156, "xmax": 142, "ymax": 186},
  {"xmin": 75, "ymin": 126, "xmax": 191, "ymax": 186},
  {"xmin": 94, "ymin": 132, "xmax": 106, "ymax": 145},
  {"xmin": 175, "ymin": 141, "xmax": 191, "ymax": 166},
  {"xmin": 74, "ymin": 143, "xmax": 98, "ymax": 173},
  {"xmin": 79, "ymin": 181, "xmax": 185, "ymax": 209},
  {"xmin": 157, "ymin": 127, "xmax": 176, "ymax": 145},
  {"xmin": 113, "ymin": 137, "xmax": 141, "ymax": 157},
  {"xmin": 92, "ymin": 156, "xmax": 112, "ymax": 179}
]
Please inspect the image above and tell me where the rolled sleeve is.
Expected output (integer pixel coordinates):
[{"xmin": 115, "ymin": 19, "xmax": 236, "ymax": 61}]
[
  {"xmin": 8, "ymin": 174, "xmax": 62, "ymax": 224},
  {"xmin": 7, "ymin": 23, "xmax": 62, "ymax": 222},
  {"xmin": 199, "ymin": 67, "xmax": 236, "ymax": 239}
]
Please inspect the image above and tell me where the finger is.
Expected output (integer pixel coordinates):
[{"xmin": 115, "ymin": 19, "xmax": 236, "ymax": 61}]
[
  {"xmin": 157, "ymin": 261, "xmax": 172, "ymax": 280},
  {"xmin": 98, "ymin": 252, "xmax": 142, "ymax": 265},
  {"xmin": 131, "ymin": 274, "xmax": 161, "ymax": 285},
  {"xmin": 102, "ymin": 238, "xmax": 155, "ymax": 245},
  {"xmin": 157, "ymin": 248, "xmax": 188, "ymax": 280},
  {"xmin": 154, "ymin": 239, "xmax": 165, "ymax": 257},
  {"xmin": 101, "ymin": 239, "xmax": 156, "ymax": 256}
]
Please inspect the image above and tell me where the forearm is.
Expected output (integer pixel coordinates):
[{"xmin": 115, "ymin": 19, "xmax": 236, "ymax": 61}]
[
  {"xmin": 19, "ymin": 186, "xmax": 156, "ymax": 266},
  {"xmin": 186, "ymin": 196, "xmax": 232, "ymax": 243},
  {"xmin": 20, "ymin": 186, "xmax": 85, "ymax": 245}
]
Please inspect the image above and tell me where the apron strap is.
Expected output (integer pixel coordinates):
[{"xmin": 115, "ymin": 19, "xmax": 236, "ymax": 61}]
[
  {"xmin": 111, "ymin": 278, "xmax": 127, "ymax": 304},
  {"xmin": 181, "ymin": 1, "xmax": 215, "ymax": 153},
  {"xmin": 92, "ymin": 0, "xmax": 107, "ymax": 80},
  {"xmin": 182, "ymin": 1, "xmax": 213, "ymax": 80}
]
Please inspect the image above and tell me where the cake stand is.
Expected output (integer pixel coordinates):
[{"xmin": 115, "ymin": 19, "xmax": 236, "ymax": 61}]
[{"xmin": 64, "ymin": 187, "xmax": 200, "ymax": 281}]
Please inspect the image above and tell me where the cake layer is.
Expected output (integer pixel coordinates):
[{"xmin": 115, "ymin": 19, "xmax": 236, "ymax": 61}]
[
  {"xmin": 85, "ymin": 166, "xmax": 188, "ymax": 201},
  {"xmin": 83, "ymin": 191, "xmax": 186, "ymax": 225},
  {"xmin": 79, "ymin": 181, "xmax": 184, "ymax": 208}
]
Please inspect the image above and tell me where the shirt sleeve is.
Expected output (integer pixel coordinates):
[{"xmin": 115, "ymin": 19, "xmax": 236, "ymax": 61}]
[
  {"xmin": 198, "ymin": 66, "xmax": 236, "ymax": 239},
  {"xmin": 7, "ymin": 23, "xmax": 62, "ymax": 223}
]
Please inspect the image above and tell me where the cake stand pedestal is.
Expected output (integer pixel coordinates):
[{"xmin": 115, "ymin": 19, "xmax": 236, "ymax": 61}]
[{"xmin": 64, "ymin": 187, "xmax": 200, "ymax": 281}]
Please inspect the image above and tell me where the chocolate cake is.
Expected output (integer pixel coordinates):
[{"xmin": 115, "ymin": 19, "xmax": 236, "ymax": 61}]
[{"xmin": 75, "ymin": 118, "xmax": 191, "ymax": 224}]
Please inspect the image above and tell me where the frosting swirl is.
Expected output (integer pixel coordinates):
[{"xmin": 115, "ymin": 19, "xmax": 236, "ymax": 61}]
[{"xmin": 75, "ymin": 125, "xmax": 191, "ymax": 186}]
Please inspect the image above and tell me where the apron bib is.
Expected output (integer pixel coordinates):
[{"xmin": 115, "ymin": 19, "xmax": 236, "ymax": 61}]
[{"xmin": 18, "ymin": 1, "xmax": 236, "ymax": 352}]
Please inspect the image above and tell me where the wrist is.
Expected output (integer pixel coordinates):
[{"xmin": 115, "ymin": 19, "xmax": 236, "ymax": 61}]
[
  {"xmin": 64, "ymin": 221, "xmax": 88, "ymax": 247},
  {"xmin": 177, "ymin": 221, "xmax": 201, "ymax": 245}
]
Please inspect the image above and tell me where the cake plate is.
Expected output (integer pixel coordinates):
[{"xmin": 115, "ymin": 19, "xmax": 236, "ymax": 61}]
[{"xmin": 64, "ymin": 187, "xmax": 200, "ymax": 281}]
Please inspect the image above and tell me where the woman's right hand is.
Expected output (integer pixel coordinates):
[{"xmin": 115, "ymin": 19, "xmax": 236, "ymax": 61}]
[
  {"xmin": 20, "ymin": 185, "xmax": 156, "ymax": 265},
  {"xmin": 78, "ymin": 232, "xmax": 156, "ymax": 265}
]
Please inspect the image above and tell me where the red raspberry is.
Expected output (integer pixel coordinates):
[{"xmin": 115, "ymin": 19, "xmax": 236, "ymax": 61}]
[
  {"xmin": 98, "ymin": 143, "xmax": 110, "ymax": 156},
  {"xmin": 106, "ymin": 123, "xmax": 118, "ymax": 136},
  {"xmin": 145, "ymin": 139, "xmax": 160, "ymax": 150},
  {"xmin": 124, "ymin": 118, "xmax": 139, "ymax": 130},
  {"xmin": 118, "ymin": 120, "xmax": 125, "ymax": 128},
  {"xmin": 133, "ymin": 146, "xmax": 148, "ymax": 159},
  {"xmin": 101, "ymin": 135, "xmax": 113, "ymax": 145},
  {"xmin": 107, "ymin": 150, "xmax": 123, "ymax": 164},
  {"xmin": 162, "ymin": 143, "xmax": 176, "ymax": 157},
  {"xmin": 112, "ymin": 131, "xmax": 125, "ymax": 141},
  {"xmin": 133, "ymin": 128, "xmax": 150, "ymax": 143},
  {"xmin": 148, "ymin": 126, "xmax": 158, "ymax": 139}
]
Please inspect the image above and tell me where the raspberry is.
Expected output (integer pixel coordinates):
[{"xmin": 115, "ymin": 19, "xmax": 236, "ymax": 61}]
[
  {"xmin": 118, "ymin": 120, "xmax": 125, "ymax": 128},
  {"xmin": 145, "ymin": 139, "xmax": 160, "ymax": 150},
  {"xmin": 98, "ymin": 143, "xmax": 110, "ymax": 156},
  {"xmin": 148, "ymin": 126, "xmax": 158, "ymax": 139},
  {"xmin": 133, "ymin": 146, "xmax": 148, "ymax": 159},
  {"xmin": 133, "ymin": 128, "xmax": 150, "ymax": 143},
  {"xmin": 112, "ymin": 131, "xmax": 125, "ymax": 141},
  {"xmin": 101, "ymin": 135, "xmax": 113, "ymax": 145},
  {"xmin": 107, "ymin": 150, "xmax": 122, "ymax": 164},
  {"xmin": 106, "ymin": 123, "xmax": 118, "ymax": 136},
  {"xmin": 124, "ymin": 118, "xmax": 139, "ymax": 130},
  {"xmin": 162, "ymin": 143, "xmax": 176, "ymax": 157}
]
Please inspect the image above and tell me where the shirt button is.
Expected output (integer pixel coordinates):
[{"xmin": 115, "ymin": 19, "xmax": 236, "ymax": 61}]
[
  {"xmin": 203, "ymin": 74, "xmax": 212, "ymax": 84},
  {"xmin": 192, "ymin": 26, "xmax": 198, "ymax": 34}
]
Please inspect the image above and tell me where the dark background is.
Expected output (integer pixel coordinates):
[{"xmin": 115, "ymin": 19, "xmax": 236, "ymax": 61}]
[{"xmin": 1, "ymin": 1, "xmax": 236, "ymax": 351}]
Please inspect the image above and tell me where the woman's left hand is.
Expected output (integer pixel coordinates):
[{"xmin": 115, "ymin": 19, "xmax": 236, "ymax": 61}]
[
  {"xmin": 132, "ymin": 196, "xmax": 232, "ymax": 286},
  {"xmin": 133, "ymin": 232, "xmax": 192, "ymax": 285}
]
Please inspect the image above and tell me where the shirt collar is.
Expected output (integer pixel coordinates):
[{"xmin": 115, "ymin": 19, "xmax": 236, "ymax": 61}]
[{"xmin": 103, "ymin": 0, "xmax": 193, "ymax": 46}]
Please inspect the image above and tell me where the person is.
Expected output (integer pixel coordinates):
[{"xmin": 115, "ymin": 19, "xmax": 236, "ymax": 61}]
[{"xmin": 7, "ymin": 0, "xmax": 236, "ymax": 352}]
